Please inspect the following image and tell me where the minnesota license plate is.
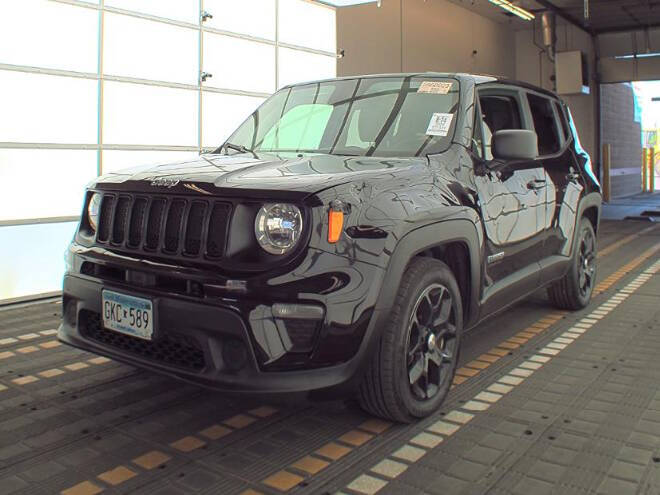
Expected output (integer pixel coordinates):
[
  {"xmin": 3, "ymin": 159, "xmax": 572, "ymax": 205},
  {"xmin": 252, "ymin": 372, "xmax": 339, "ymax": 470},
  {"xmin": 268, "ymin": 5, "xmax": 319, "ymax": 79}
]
[{"xmin": 102, "ymin": 290, "xmax": 153, "ymax": 340}]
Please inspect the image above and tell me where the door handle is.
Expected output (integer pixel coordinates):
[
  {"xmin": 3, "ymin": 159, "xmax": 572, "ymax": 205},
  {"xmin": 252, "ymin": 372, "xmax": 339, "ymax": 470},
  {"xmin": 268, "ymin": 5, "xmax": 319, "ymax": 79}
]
[{"xmin": 527, "ymin": 179, "xmax": 546, "ymax": 190}]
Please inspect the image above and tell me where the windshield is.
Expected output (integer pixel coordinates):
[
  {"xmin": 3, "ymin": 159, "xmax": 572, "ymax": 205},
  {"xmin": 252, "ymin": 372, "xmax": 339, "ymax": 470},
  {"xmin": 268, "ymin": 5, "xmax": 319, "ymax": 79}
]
[{"xmin": 219, "ymin": 76, "xmax": 460, "ymax": 157}]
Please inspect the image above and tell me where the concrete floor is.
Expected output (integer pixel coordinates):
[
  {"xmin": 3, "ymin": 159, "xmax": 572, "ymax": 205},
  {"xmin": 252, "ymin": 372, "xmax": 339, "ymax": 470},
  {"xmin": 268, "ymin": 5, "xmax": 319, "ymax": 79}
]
[{"xmin": 0, "ymin": 219, "xmax": 659, "ymax": 495}]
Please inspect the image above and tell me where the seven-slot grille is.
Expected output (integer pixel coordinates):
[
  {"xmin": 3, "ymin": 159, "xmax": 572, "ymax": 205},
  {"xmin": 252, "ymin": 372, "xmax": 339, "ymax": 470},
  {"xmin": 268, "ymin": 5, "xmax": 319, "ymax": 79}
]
[{"xmin": 95, "ymin": 193, "xmax": 232, "ymax": 260}]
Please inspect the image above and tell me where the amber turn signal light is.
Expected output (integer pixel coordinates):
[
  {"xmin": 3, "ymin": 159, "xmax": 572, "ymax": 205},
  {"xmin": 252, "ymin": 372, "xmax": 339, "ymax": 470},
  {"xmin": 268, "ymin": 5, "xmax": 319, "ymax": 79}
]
[{"xmin": 328, "ymin": 209, "xmax": 344, "ymax": 243}]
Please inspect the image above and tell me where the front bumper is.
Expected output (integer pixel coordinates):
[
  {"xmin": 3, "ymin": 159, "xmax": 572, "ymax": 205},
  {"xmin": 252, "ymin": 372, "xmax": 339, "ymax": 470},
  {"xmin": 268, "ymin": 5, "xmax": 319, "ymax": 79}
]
[{"xmin": 59, "ymin": 246, "xmax": 387, "ymax": 399}]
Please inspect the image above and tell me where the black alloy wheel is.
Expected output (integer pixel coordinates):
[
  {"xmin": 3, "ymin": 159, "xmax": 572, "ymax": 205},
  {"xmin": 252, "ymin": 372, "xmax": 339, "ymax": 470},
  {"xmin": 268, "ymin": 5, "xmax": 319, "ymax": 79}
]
[
  {"xmin": 548, "ymin": 217, "xmax": 598, "ymax": 310},
  {"xmin": 405, "ymin": 283, "xmax": 458, "ymax": 401},
  {"xmin": 358, "ymin": 257, "xmax": 463, "ymax": 422},
  {"xmin": 577, "ymin": 227, "xmax": 596, "ymax": 298}
]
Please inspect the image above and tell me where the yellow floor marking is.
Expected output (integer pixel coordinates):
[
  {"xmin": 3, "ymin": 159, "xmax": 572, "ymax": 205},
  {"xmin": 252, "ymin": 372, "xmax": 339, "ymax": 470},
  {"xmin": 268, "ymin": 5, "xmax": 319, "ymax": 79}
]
[
  {"xmin": 315, "ymin": 442, "xmax": 352, "ymax": 460},
  {"xmin": 291, "ymin": 455, "xmax": 329, "ymax": 474},
  {"xmin": 339, "ymin": 430, "xmax": 374, "ymax": 447},
  {"xmin": 498, "ymin": 341, "xmax": 519, "ymax": 350},
  {"xmin": 199, "ymin": 424, "xmax": 232, "ymax": 440},
  {"xmin": 516, "ymin": 331, "xmax": 536, "ymax": 339},
  {"xmin": 17, "ymin": 346, "xmax": 39, "ymax": 354},
  {"xmin": 97, "ymin": 466, "xmax": 137, "ymax": 486},
  {"xmin": 65, "ymin": 362, "xmax": 90, "ymax": 371},
  {"xmin": 88, "ymin": 356, "xmax": 111, "ymax": 364},
  {"xmin": 239, "ymin": 490, "xmax": 264, "ymax": 495},
  {"xmin": 456, "ymin": 367, "xmax": 480, "ymax": 377},
  {"xmin": 12, "ymin": 375, "xmax": 38, "ymax": 385},
  {"xmin": 248, "ymin": 406, "xmax": 278, "ymax": 418},
  {"xmin": 466, "ymin": 360, "xmax": 490, "ymax": 370},
  {"xmin": 132, "ymin": 450, "xmax": 171, "ymax": 470},
  {"xmin": 507, "ymin": 337, "xmax": 528, "ymax": 345},
  {"xmin": 598, "ymin": 224, "xmax": 659, "ymax": 257},
  {"xmin": 262, "ymin": 471, "xmax": 304, "ymax": 492},
  {"xmin": 452, "ymin": 375, "xmax": 468, "ymax": 385},
  {"xmin": 170, "ymin": 436, "xmax": 206, "ymax": 452},
  {"xmin": 477, "ymin": 353, "xmax": 501, "ymax": 363},
  {"xmin": 39, "ymin": 340, "xmax": 61, "ymax": 349},
  {"xmin": 223, "ymin": 414, "xmax": 256, "ymax": 429},
  {"xmin": 359, "ymin": 418, "xmax": 392, "ymax": 434},
  {"xmin": 60, "ymin": 480, "xmax": 104, "ymax": 495},
  {"xmin": 39, "ymin": 368, "xmax": 65, "ymax": 378},
  {"xmin": 0, "ymin": 351, "xmax": 15, "ymax": 360},
  {"xmin": 489, "ymin": 348, "xmax": 511, "ymax": 357}
]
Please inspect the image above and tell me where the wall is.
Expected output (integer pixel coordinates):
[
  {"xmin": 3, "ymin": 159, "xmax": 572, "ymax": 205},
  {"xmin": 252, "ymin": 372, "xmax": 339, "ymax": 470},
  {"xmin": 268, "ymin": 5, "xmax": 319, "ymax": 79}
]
[
  {"xmin": 601, "ymin": 83, "xmax": 643, "ymax": 198},
  {"xmin": 336, "ymin": 0, "xmax": 516, "ymax": 78},
  {"xmin": 514, "ymin": 23, "xmax": 598, "ymax": 162}
]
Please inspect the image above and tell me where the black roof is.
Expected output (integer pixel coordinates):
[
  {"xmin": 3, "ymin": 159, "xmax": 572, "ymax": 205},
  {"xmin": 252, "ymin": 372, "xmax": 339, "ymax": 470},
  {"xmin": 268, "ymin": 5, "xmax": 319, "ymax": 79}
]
[{"xmin": 283, "ymin": 72, "xmax": 559, "ymax": 100}]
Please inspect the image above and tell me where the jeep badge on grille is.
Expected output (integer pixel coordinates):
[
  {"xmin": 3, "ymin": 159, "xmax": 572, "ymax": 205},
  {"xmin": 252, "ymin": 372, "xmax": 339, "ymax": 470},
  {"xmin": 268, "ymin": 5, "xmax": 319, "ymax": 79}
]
[{"xmin": 150, "ymin": 178, "xmax": 180, "ymax": 188}]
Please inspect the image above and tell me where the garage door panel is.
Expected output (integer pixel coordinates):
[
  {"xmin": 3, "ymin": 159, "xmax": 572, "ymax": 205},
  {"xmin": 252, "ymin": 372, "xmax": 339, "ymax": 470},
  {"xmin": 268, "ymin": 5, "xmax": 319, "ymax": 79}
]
[
  {"xmin": 204, "ymin": 0, "xmax": 276, "ymax": 40},
  {"xmin": 0, "ymin": 222, "xmax": 78, "ymax": 300},
  {"xmin": 103, "ymin": 81, "xmax": 198, "ymax": 146},
  {"xmin": 203, "ymin": 33, "xmax": 276, "ymax": 94},
  {"xmin": 279, "ymin": 0, "xmax": 336, "ymax": 52},
  {"xmin": 0, "ymin": 70, "xmax": 98, "ymax": 144},
  {"xmin": 202, "ymin": 92, "xmax": 264, "ymax": 148},
  {"xmin": 0, "ymin": 0, "xmax": 98, "ymax": 73},
  {"xmin": 0, "ymin": 149, "xmax": 96, "ymax": 222},
  {"xmin": 278, "ymin": 48, "xmax": 336, "ymax": 89},
  {"xmin": 105, "ymin": 0, "xmax": 199, "ymax": 24},
  {"xmin": 104, "ymin": 13, "xmax": 198, "ymax": 85}
]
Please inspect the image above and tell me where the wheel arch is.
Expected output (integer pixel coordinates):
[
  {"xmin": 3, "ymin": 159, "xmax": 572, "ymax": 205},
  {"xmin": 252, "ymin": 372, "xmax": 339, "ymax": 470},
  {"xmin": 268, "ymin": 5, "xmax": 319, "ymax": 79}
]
[{"xmin": 374, "ymin": 219, "xmax": 482, "ymax": 330}]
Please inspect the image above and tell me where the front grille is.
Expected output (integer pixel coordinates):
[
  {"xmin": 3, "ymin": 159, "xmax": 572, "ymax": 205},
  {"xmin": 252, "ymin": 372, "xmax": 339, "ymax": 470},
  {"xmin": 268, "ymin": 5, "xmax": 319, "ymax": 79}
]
[
  {"xmin": 79, "ymin": 310, "xmax": 206, "ymax": 371},
  {"xmin": 94, "ymin": 192, "xmax": 232, "ymax": 261}
]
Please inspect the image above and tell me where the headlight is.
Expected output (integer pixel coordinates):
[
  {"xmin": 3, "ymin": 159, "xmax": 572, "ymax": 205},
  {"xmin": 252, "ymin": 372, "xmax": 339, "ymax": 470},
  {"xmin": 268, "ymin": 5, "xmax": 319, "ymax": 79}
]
[
  {"xmin": 87, "ymin": 193, "xmax": 101, "ymax": 231},
  {"xmin": 255, "ymin": 203, "xmax": 303, "ymax": 255}
]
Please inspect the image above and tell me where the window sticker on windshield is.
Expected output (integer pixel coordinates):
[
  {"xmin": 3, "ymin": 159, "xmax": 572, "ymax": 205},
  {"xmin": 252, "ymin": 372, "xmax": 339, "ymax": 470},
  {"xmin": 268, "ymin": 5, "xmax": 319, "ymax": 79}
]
[
  {"xmin": 426, "ymin": 113, "xmax": 454, "ymax": 136},
  {"xmin": 418, "ymin": 81, "xmax": 453, "ymax": 94}
]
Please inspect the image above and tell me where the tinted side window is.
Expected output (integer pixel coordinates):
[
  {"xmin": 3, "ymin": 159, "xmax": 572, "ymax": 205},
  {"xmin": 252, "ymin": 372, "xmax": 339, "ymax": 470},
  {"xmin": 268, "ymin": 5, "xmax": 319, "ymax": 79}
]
[
  {"xmin": 553, "ymin": 101, "xmax": 570, "ymax": 141},
  {"xmin": 527, "ymin": 93, "xmax": 561, "ymax": 155},
  {"xmin": 479, "ymin": 94, "xmax": 523, "ymax": 160}
]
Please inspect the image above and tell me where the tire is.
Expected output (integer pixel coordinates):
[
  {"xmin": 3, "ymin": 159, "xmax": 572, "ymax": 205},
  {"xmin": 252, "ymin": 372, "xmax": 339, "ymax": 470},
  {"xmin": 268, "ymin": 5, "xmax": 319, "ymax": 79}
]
[
  {"xmin": 358, "ymin": 257, "xmax": 463, "ymax": 423},
  {"xmin": 547, "ymin": 217, "xmax": 597, "ymax": 310}
]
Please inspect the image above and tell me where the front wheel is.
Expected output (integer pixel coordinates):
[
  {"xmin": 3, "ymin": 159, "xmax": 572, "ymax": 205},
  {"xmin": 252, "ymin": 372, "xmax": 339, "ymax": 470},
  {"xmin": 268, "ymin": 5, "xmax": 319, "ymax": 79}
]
[
  {"xmin": 548, "ymin": 217, "xmax": 597, "ymax": 310},
  {"xmin": 358, "ymin": 258, "xmax": 463, "ymax": 422}
]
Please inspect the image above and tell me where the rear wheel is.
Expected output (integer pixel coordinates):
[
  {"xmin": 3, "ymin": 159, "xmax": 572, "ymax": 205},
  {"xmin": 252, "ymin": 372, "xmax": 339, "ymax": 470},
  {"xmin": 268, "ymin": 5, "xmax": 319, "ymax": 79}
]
[
  {"xmin": 358, "ymin": 258, "xmax": 463, "ymax": 422},
  {"xmin": 547, "ymin": 217, "xmax": 597, "ymax": 310}
]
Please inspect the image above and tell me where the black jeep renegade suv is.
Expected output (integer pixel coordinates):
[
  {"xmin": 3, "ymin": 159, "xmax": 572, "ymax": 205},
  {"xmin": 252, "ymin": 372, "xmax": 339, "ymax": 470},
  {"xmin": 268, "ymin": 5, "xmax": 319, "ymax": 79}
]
[{"xmin": 59, "ymin": 73, "xmax": 601, "ymax": 422}]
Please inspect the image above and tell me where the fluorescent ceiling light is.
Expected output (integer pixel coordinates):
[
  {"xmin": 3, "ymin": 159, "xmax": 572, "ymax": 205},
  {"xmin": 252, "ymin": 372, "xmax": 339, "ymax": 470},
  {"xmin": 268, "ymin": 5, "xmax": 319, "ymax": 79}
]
[
  {"xmin": 315, "ymin": 0, "xmax": 378, "ymax": 5},
  {"xmin": 489, "ymin": 0, "xmax": 535, "ymax": 21}
]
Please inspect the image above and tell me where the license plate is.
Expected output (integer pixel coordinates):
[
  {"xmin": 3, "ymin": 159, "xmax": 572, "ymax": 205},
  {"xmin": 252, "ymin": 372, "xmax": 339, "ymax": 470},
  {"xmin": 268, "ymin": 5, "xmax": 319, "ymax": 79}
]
[{"xmin": 102, "ymin": 290, "xmax": 153, "ymax": 340}]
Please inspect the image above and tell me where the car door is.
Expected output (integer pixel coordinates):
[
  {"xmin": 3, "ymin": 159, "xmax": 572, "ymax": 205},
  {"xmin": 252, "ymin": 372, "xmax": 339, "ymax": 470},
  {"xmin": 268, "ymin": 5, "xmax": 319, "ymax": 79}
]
[
  {"xmin": 473, "ymin": 87, "xmax": 546, "ymax": 316},
  {"xmin": 525, "ymin": 93, "xmax": 585, "ymax": 280}
]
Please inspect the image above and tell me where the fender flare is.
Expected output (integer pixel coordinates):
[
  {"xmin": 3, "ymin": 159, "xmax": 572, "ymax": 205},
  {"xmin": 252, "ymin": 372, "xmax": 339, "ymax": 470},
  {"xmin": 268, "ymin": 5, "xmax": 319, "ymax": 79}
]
[
  {"xmin": 570, "ymin": 191, "xmax": 603, "ymax": 257},
  {"xmin": 365, "ymin": 218, "xmax": 483, "ymax": 349},
  {"xmin": 577, "ymin": 192, "xmax": 603, "ymax": 231}
]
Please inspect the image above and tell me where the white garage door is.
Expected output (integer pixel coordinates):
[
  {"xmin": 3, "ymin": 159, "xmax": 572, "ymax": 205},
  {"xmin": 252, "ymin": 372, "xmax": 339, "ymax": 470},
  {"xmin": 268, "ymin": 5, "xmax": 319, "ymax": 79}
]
[{"xmin": 0, "ymin": 0, "xmax": 337, "ymax": 302}]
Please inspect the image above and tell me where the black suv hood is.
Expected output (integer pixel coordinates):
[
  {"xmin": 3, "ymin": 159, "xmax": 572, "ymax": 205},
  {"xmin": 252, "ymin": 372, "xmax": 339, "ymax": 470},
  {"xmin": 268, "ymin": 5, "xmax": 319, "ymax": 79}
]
[{"xmin": 95, "ymin": 152, "xmax": 428, "ymax": 198}]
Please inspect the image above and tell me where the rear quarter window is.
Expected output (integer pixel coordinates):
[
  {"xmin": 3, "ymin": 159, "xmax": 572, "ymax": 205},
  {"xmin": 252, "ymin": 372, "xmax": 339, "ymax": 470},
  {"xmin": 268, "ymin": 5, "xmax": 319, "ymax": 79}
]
[
  {"xmin": 526, "ymin": 93, "xmax": 562, "ymax": 156},
  {"xmin": 553, "ymin": 101, "xmax": 571, "ymax": 141}
]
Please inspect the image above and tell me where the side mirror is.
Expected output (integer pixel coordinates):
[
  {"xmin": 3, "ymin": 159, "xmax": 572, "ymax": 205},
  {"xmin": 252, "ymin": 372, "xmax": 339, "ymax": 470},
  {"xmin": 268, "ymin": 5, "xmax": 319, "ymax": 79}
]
[{"xmin": 492, "ymin": 129, "xmax": 538, "ymax": 161}]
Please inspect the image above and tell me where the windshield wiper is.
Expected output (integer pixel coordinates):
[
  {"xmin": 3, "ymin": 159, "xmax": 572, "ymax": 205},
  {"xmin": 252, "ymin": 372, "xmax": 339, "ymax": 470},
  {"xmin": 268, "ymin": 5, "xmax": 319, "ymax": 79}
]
[{"xmin": 220, "ymin": 142, "xmax": 258, "ymax": 159}]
